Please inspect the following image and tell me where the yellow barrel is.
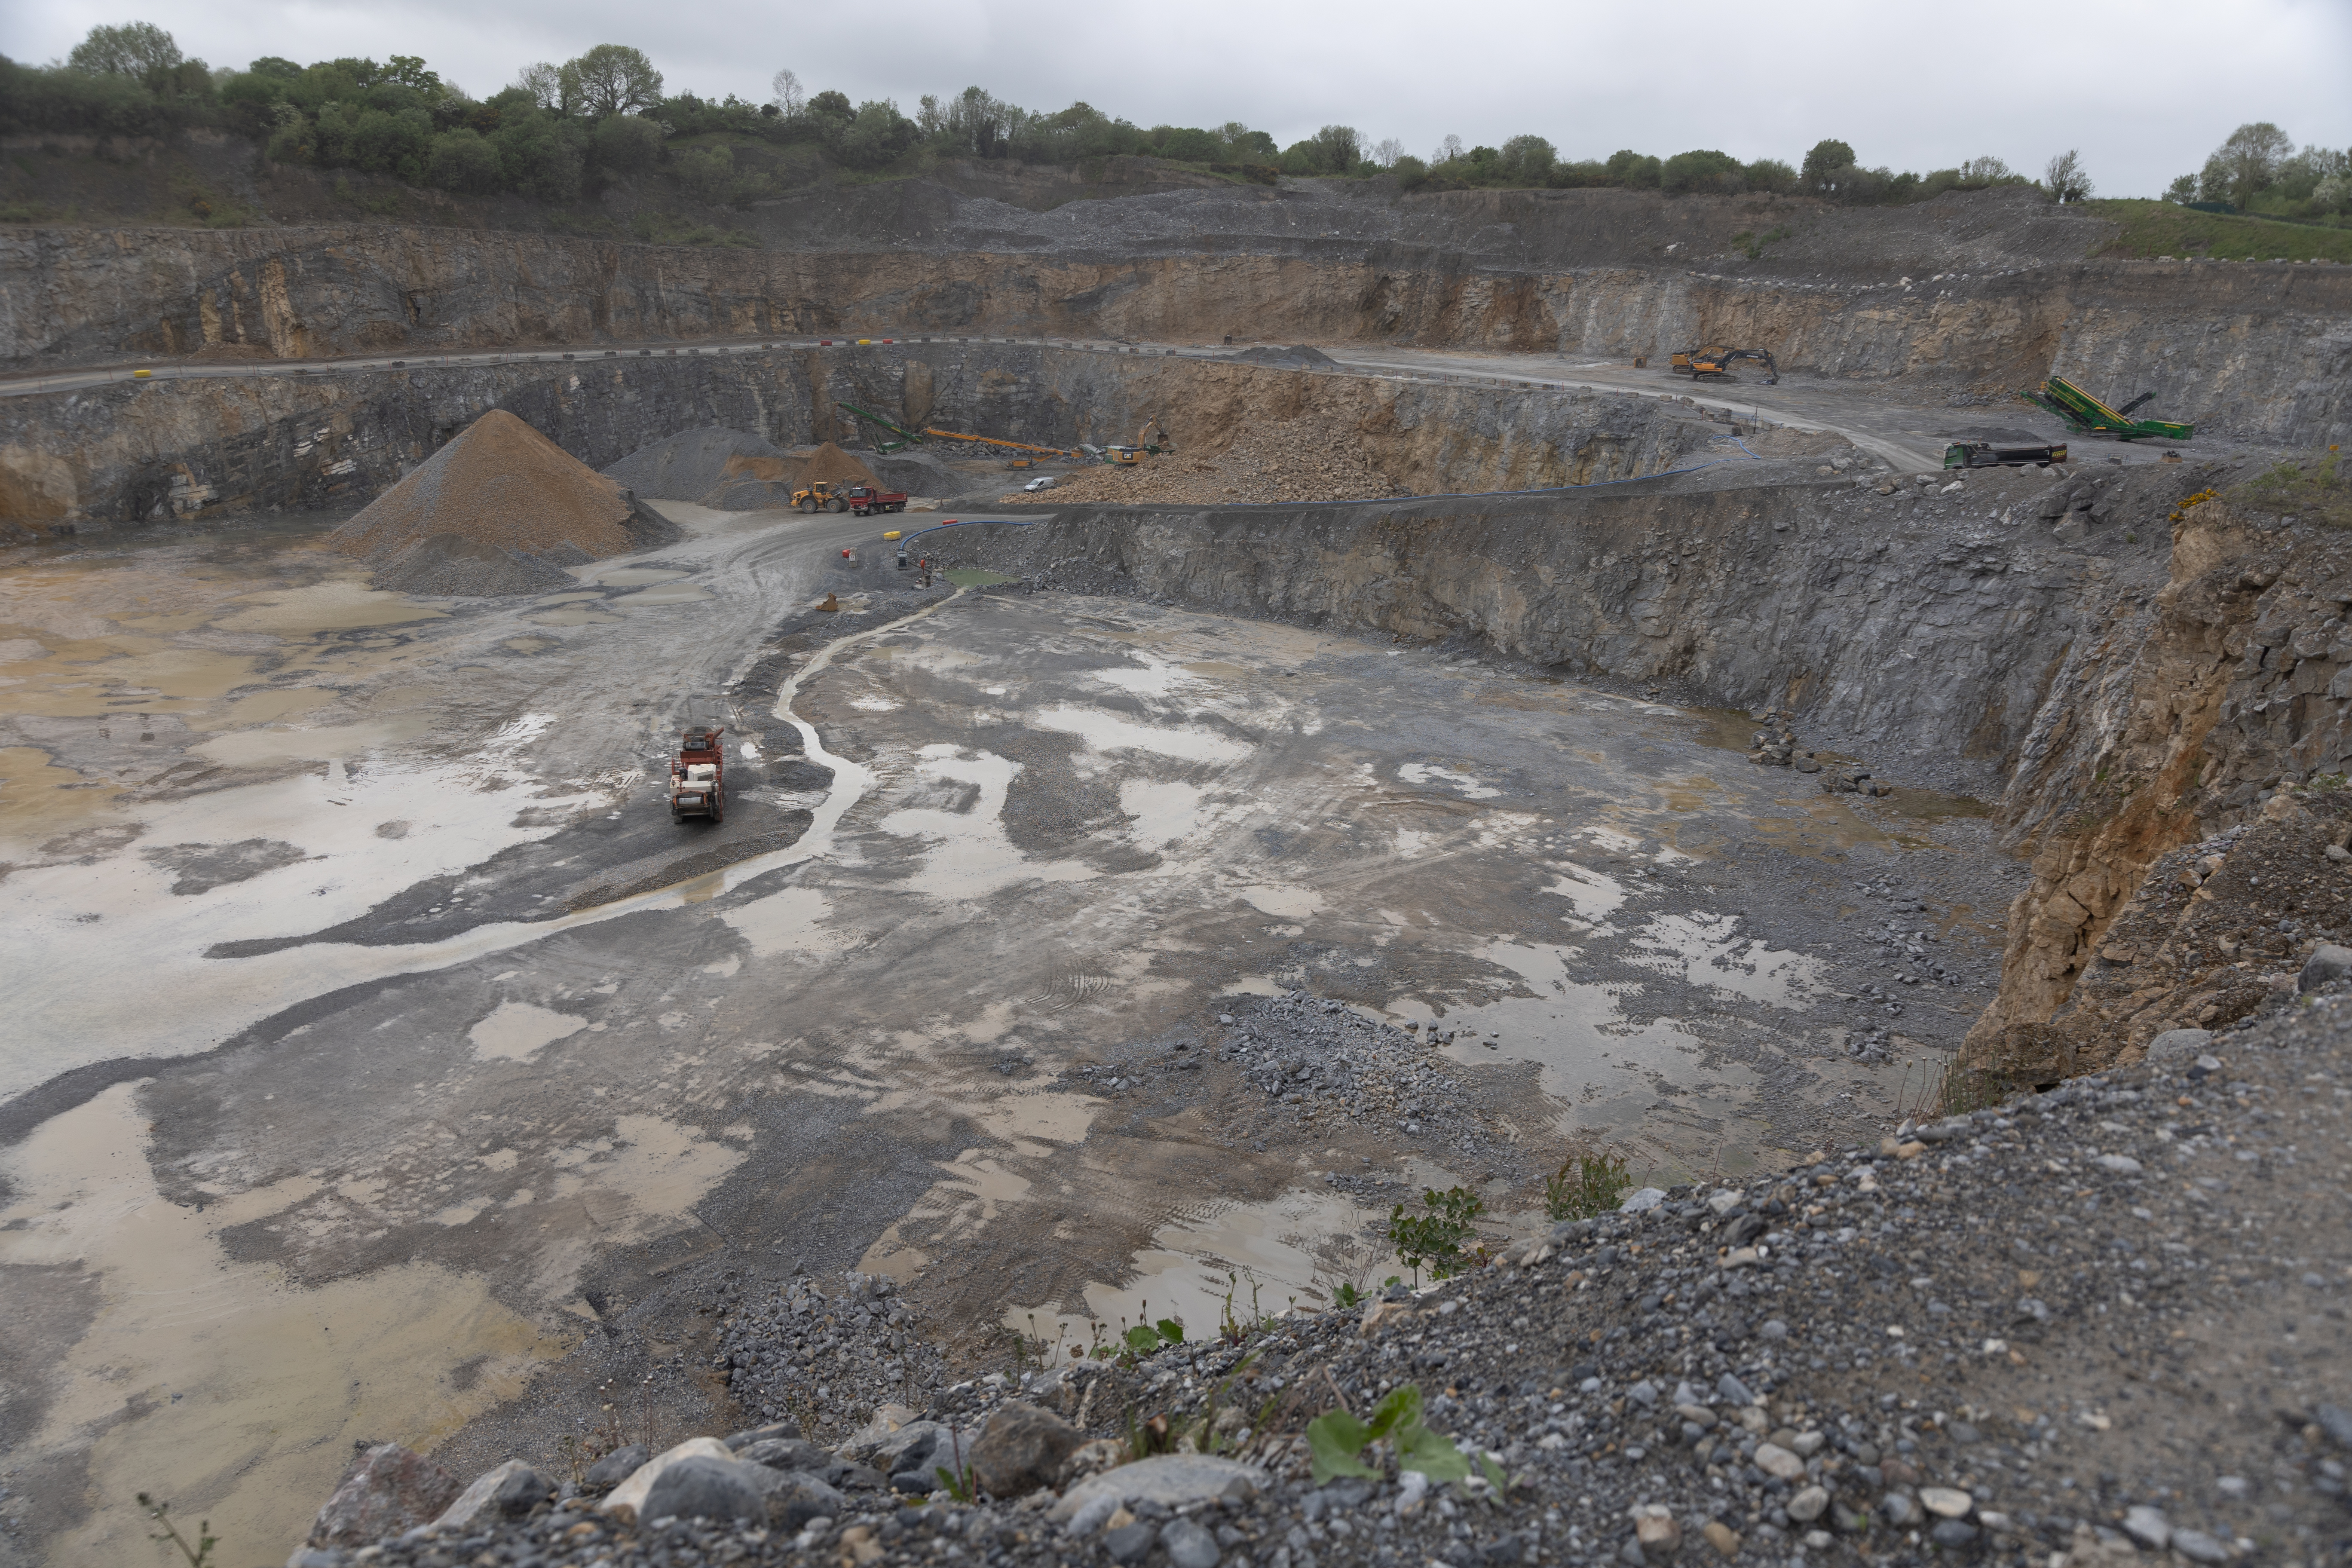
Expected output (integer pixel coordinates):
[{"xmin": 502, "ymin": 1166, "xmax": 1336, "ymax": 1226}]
[
  {"xmin": 133, "ymin": 368, "xmax": 153, "ymax": 378},
  {"xmin": 882, "ymin": 530, "xmax": 903, "ymax": 541}
]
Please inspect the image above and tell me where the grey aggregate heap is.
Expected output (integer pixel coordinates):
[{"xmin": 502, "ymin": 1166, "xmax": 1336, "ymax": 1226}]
[{"xmin": 299, "ymin": 982, "xmax": 2352, "ymax": 1568}]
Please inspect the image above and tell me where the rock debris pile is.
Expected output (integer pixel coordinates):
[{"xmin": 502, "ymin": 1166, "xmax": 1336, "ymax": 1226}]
[
  {"xmin": 296, "ymin": 983, "xmax": 2352, "ymax": 1568},
  {"xmin": 1203, "ymin": 990, "xmax": 1522, "ymax": 1166},
  {"xmin": 714, "ymin": 1271, "xmax": 954, "ymax": 1445},
  {"xmin": 331, "ymin": 409, "xmax": 676, "ymax": 595}
]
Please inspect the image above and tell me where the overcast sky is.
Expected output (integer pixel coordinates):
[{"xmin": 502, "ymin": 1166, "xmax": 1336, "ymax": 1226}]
[{"xmin": 9, "ymin": 0, "xmax": 2349, "ymax": 197}]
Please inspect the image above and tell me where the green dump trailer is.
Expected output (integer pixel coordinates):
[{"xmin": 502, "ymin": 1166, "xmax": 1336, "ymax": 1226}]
[{"xmin": 2018, "ymin": 377, "xmax": 2194, "ymax": 443}]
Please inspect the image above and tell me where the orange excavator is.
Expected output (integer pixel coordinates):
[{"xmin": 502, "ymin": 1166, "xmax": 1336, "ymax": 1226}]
[{"xmin": 1669, "ymin": 346, "xmax": 1779, "ymax": 384}]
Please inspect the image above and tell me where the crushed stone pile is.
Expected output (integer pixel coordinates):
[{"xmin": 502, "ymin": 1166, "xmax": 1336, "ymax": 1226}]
[
  {"xmin": 604, "ymin": 427, "xmax": 798, "ymax": 504},
  {"xmin": 799, "ymin": 442, "xmax": 879, "ymax": 489},
  {"xmin": 999, "ymin": 419, "xmax": 1406, "ymax": 507},
  {"xmin": 333, "ymin": 410, "xmax": 675, "ymax": 596},
  {"xmin": 311, "ymin": 986, "xmax": 2352, "ymax": 1568}
]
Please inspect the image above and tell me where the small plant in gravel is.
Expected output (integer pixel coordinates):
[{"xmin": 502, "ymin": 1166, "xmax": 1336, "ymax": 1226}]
[
  {"xmin": 1305, "ymin": 1383, "xmax": 1501, "ymax": 1490},
  {"xmin": 931, "ymin": 1427, "xmax": 977, "ymax": 1502},
  {"xmin": 1387, "ymin": 1185, "xmax": 1486, "ymax": 1283},
  {"xmin": 137, "ymin": 1494, "xmax": 217, "ymax": 1568},
  {"xmin": 1544, "ymin": 1147, "xmax": 1632, "ymax": 1220}
]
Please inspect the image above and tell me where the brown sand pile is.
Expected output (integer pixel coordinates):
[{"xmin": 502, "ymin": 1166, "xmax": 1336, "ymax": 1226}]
[
  {"xmin": 799, "ymin": 443, "xmax": 878, "ymax": 488},
  {"xmin": 333, "ymin": 410, "xmax": 674, "ymax": 596}
]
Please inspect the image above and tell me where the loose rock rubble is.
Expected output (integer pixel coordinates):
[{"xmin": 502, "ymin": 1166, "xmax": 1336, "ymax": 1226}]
[
  {"xmin": 997, "ymin": 419, "xmax": 1409, "ymax": 508},
  {"xmin": 298, "ymin": 972, "xmax": 2351, "ymax": 1568}
]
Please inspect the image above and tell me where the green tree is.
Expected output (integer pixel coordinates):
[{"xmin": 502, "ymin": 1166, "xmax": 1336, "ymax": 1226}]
[
  {"xmin": 2044, "ymin": 149, "xmax": 2092, "ymax": 203},
  {"xmin": 560, "ymin": 44, "xmax": 662, "ymax": 119},
  {"xmin": 2204, "ymin": 121, "xmax": 2293, "ymax": 209},
  {"xmin": 1604, "ymin": 148, "xmax": 1660, "ymax": 188},
  {"xmin": 1800, "ymin": 138, "xmax": 1856, "ymax": 194},
  {"xmin": 385, "ymin": 55, "xmax": 440, "ymax": 93},
  {"xmin": 67, "ymin": 21, "xmax": 181, "ymax": 78},
  {"xmin": 1309, "ymin": 123, "xmax": 1360, "ymax": 175},
  {"xmin": 1743, "ymin": 157, "xmax": 1797, "ymax": 193},
  {"xmin": 590, "ymin": 111, "xmax": 662, "ymax": 175},
  {"xmin": 1660, "ymin": 147, "xmax": 1742, "ymax": 194},
  {"xmin": 428, "ymin": 128, "xmax": 502, "ymax": 192},
  {"xmin": 1497, "ymin": 133, "xmax": 1555, "ymax": 185},
  {"xmin": 2163, "ymin": 172, "xmax": 2199, "ymax": 203}
]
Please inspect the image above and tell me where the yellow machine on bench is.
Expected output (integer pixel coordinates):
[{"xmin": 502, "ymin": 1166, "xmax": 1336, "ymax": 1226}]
[{"xmin": 1669, "ymin": 346, "xmax": 1779, "ymax": 385}]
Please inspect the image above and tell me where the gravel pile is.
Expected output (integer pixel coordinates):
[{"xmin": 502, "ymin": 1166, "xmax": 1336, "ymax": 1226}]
[
  {"xmin": 332, "ymin": 410, "xmax": 675, "ymax": 595},
  {"xmin": 605, "ymin": 426, "xmax": 802, "ymax": 503},
  {"xmin": 715, "ymin": 1271, "xmax": 956, "ymax": 1446}
]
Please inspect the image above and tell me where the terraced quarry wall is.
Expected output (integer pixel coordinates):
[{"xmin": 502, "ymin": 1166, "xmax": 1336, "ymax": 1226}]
[{"xmin": 5, "ymin": 185, "xmax": 2346, "ymax": 446}]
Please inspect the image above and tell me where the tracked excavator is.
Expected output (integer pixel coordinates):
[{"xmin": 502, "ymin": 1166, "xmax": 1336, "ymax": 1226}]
[
  {"xmin": 1104, "ymin": 416, "xmax": 1176, "ymax": 466},
  {"xmin": 1669, "ymin": 346, "xmax": 1779, "ymax": 385}
]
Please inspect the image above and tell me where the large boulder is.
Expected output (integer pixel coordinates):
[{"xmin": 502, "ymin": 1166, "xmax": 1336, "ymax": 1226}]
[
  {"xmin": 306, "ymin": 1444, "xmax": 463, "ymax": 1548},
  {"xmin": 638, "ymin": 1455, "xmax": 770, "ymax": 1525},
  {"xmin": 968, "ymin": 1402, "xmax": 1084, "ymax": 1498},
  {"xmin": 1047, "ymin": 1455, "xmax": 1267, "ymax": 1524},
  {"xmin": 426, "ymin": 1461, "xmax": 554, "ymax": 1531},
  {"xmin": 582, "ymin": 1444, "xmax": 650, "ymax": 1491},
  {"xmin": 599, "ymin": 1437, "xmax": 735, "ymax": 1522},
  {"xmin": 737, "ymin": 1436, "xmax": 830, "ymax": 1474},
  {"xmin": 753, "ymin": 1468, "xmax": 848, "ymax": 1530}
]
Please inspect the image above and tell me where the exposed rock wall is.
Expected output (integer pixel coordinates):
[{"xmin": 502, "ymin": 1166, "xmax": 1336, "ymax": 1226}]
[
  {"xmin": 954, "ymin": 465, "xmax": 2221, "ymax": 785},
  {"xmin": 0, "ymin": 347, "xmax": 1731, "ymax": 524},
  {"xmin": 5, "ymin": 221, "xmax": 2346, "ymax": 446},
  {"xmin": 1959, "ymin": 499, "xmax": 2352, "ymax": 1079}
]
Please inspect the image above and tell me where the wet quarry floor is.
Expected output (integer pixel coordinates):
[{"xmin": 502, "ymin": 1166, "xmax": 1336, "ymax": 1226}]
[{"xmin": 0, "ymin": 502, "xmax": 2025, "ymax": 1566}]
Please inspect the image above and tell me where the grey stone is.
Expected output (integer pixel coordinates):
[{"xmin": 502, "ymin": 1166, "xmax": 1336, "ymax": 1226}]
[
  {"xmin": 306, "ymin": 1444, "xmax": 463, "ymax": 1549},
  {"xmin": 1787, "ymin": 1486, "xmax": 1830, "ymax": 1523},
  {"xmin": 1106, "ymin": 1520, "xmax": 1160, "ymax": 1563},
  {"xmin": 2317, "ymin": 1403, "xmax": 2352, "ymax": 1449},
  {"xmin": 1621, "ymin": 1187, "xmax": 1668, "ymax": 1213},
  {"xmin": 2122, "ymin": 1505, "xmax": 2171, "ymax": 1550},
  {"xmin": 2302, "ymin": 943, "xmax": 2352, "ymax": 992},
  {"xmin": 1929, "ymin": 1521, "xmax": 1980, "ymax": 1548},
  {"xmin": 2172, "ymin": 1530, "xmax": 2230, "ymax": 1564},
  {"xmin": 1048, "ymin": 1455, "xmax": 1267, "ymax": 1522},
  {"xmin": 870, "ymin": 1420, "xmax": 956, "ymax": 1479},
  {"xmin": 582, "ymin": 1445, "xmax": 649, "ymax": 1491},
  {"xmin": 426, "ymin": 1461, "xmax": 552, "ymax": 1531},
  {"xmin": 752, "ymin": 1469, "xmax": 847, "ymax": 1530},
  {"xmin": 1718, "ymin": 1373, "xmax": 1756, "ymax": 1404},
  {"xmin": 286, "ymin": 1552, "xmax": 348, "ymax": 1568},
  {"xmin": 2146, "ymin": 1028, "xmax": 2214, "ymax": 1063},
  {"xmin": 1881, "ymin": 1493, "xmax": 1923, "ymax": 1528},
  {"xmin": 1162, "ymin": 1516, "xmax": 1222, "ymax": 1568},
  {"xmin": 638, "ymin": 1455, "xmax": 769, "ymax": 1524},
  {"xmin": 968, "ymin": 1401, "xmax": 1084, "ymax": 1498},
  {"xmin": 736, "ymin": 1437, "xmax": 829, "ymax": 1474}
]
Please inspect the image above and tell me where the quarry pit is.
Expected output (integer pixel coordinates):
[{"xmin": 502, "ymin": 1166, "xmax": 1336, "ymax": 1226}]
[{"xmin": 1, "ymin": 178, "xmax": 2349, "ymax": 1568}]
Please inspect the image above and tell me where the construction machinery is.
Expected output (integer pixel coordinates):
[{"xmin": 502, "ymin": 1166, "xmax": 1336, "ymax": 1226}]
[
  {"xmin": 921, "ymin": 428, "xmax": 1082, "ymax": 461},
  {"xmin": 669, "ymin": 724, "xmax": 726, "ymax": 824},
  {"xmin": 792, "ymin": 480, "xmax": 849, "ymax": 513},
  {"xmin": 842, "ymin": 484, "xmax": 907, "ymax": 517},
  {"xmin": 835, "ymin": 401, "xmax": 927, "ymax": 452},
  {"xmin": 1102, "ymin": 416, "xmax": 1176, "ymax": 466},
  {"xmin": 1670, "ymin": 346, "xmax": 1779, "ymax": 384},
  {"xmin": 2017, "ymin": 377, "xmax": 2194, "ymax": 443},
  {"xmin": 1944, "ymin": 440, "xmax": 2068, "ymax": 470}
]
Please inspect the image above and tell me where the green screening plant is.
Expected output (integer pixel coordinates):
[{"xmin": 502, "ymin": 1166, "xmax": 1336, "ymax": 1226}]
[
  {"xmin": 1387, "ymin": 1185, "xmax": 1485, "ymax": 1283},
  {"xmin": 1544, "ymin": 1147, "xmax": 1632, "ymax": 1220}
]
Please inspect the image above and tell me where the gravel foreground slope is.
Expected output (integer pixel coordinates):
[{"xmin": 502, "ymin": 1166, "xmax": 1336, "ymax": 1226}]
[{"xmin": 302, "ymin": 986, "xmax": 2351, "ymax": 1568}]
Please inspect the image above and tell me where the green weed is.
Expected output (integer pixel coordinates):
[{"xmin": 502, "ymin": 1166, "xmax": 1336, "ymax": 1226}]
[
  {"xmin": 1305, "ymin": 1382, "xmax": 1505, "ymax": 1492},
  {"xmin": 1544, "ymin": 1147, "xmax": 1632, "ymax": 1221},
  {"xmin": 137, "ymin": 1494, "xmax": 217, "ymax": 1568},
  {"xmin": 1387, "ymin": 1186, "xmax": 1486, "ymax": 1284}
]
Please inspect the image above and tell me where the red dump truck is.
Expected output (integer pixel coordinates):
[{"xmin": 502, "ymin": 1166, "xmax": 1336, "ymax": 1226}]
[
  {"xmin": 669, "ymin": 725, "xmax": 726, "ymax": 823},
  {"xmin": 843, "ymin": 484, "xmax": 908, "ymax": 517}
]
